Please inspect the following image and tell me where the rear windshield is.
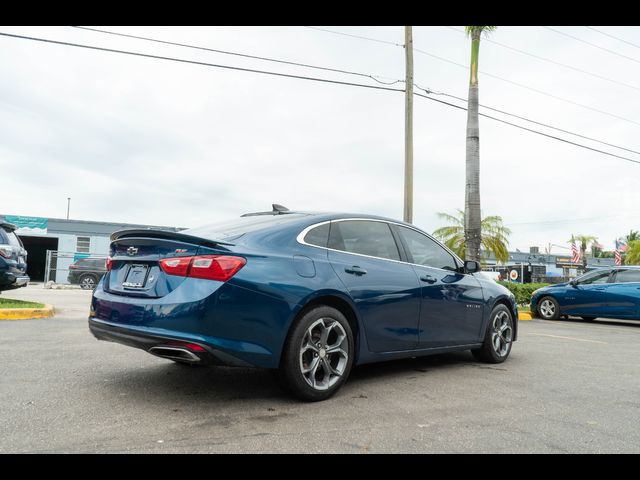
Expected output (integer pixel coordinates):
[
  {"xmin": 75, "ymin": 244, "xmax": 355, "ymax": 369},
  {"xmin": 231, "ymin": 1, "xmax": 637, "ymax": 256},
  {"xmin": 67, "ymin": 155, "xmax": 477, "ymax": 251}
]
[
  {"xmin": 184, "ymin": 214, "xmax": 308, "ymax": 241},
  {"xmin": 0, "ymin": 228, "xmax": 23, "ymax": 248}
]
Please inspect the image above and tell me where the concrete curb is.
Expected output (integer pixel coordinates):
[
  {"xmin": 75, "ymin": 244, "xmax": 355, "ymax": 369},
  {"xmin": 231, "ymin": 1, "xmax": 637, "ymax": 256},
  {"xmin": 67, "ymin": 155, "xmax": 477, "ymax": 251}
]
[
  {"xmin": 518, "ymin": 311, "xmax": 533, "ymax": 321},
  {"xmin": 0, "ymin": 304, "xmax": 55, "ymax": 320}
]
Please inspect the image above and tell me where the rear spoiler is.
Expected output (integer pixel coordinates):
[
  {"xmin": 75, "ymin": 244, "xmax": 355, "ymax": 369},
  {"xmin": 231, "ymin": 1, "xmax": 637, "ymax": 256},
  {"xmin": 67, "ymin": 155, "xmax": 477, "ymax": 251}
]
[
  {"xmin": 111, "ymin": 229, "xmax": 235, "ymax": 248},
  {"xmin": 0, "ymin": 222, "xmax": 17, "ymax": 232}
]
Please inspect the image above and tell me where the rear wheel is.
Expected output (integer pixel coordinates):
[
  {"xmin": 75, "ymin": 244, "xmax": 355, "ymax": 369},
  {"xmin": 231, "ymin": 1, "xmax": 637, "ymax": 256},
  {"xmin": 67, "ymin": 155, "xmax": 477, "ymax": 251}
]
[
  {"xmin": 537, "ymin": 296, "xmax": 560, "ymax": 320},
  {"xmin": 277, "ymin": 306, "xmax": 354, "ymax": 402},
  {"xmin": 79, "ymin": 274, "xmax": 98, "ymax": 290},
  {"xmin": 472, "ymin": 304, "xmax": 514, "ymax": 363}
]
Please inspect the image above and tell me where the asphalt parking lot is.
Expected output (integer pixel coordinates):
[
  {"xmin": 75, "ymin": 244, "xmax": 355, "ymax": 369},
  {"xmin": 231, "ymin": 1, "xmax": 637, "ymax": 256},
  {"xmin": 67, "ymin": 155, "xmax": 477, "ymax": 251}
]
[{"xmin": 1, "ymin": 285, "xmax": 639, "ymax": 453}]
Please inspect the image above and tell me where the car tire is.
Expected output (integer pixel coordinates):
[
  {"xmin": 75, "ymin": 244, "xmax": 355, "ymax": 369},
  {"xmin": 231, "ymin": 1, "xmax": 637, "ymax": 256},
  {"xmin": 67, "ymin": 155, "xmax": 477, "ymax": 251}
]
[
  {"xmin": 537, "ymin": 296, "xmax": 560, "ymax": 320},
  {"xmin": 471, "ymin": 304, "xmax": 514, "ymax": 364},
  {"xmin": 79, "ymin": 274, "xmax": 98, "ymax": 290},
  {"xmin": 277, "ymin": 306, "xmax": 354, "ymax": 402}
]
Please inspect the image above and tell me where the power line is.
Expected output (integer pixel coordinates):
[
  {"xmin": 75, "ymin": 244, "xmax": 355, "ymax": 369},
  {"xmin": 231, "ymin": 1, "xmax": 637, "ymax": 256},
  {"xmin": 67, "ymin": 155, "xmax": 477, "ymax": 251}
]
[
  {"xmin": 414, "ymin": 84, "xmax": 640, "ymax": 156},
  {"xmin": 543, "ymin": 26, "xmax": 640, "ymax": 65},
  {"xmin": 71, "ymin": 25, "xmax": 404, "ymax": 86},
  {"xmin": 444, "ymin": 26, "xmax": 640, "ymax": 93},
  {"xmin": 585, "ymin": 26, "xmax": 640, "ymax": 50},
  {"xmin": 412, "ymin": 46, "xmax": 640, "ymax": 127},
  {"xmin": 303, "ymin": 25, "xmax": 640, "ymax": 127},
  {"xmin": 0, "ymin": 31, "xmax": 405, "ymax": 94},
  {"xmin": 302, "ymin": 26, "xmax": 403, "ymax": 47},
  {"xmin": 413, "ymin": 91, "xmax": 640, "ymax": 166},
  {"xmin": 2, "ymin": 30, "xmax": 639, "ymax": 167}
]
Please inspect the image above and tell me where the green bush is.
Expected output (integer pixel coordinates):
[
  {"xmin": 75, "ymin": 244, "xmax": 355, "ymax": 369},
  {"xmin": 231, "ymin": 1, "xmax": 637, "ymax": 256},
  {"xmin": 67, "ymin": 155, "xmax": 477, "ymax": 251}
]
[{"xmin": 497, "ymin": 282, "xmax": 550, "ymax": 305}]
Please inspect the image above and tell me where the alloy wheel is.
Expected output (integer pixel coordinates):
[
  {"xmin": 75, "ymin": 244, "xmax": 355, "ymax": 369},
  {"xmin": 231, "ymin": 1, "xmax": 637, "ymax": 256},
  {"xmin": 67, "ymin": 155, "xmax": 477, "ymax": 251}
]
[
  {"xmin": 491, "ymin": 310, "xmax": 513, "ymax": 357},
  {"xmin": 539, "ymin": 299, "xmax": 556, "ymax": 319},
  {"xmin": 80, "ymin": 277, "xmax": 96, "ymax": 289},
  {"xmin": 299, "ymin": 317, "xmax": 349, "ymax": 391}
]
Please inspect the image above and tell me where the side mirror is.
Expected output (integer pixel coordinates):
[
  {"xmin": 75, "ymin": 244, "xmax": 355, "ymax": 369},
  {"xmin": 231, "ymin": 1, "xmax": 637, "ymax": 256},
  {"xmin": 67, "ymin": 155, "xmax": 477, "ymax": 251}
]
[
  {"xmin": 569, "ymin": 279, "xmax": 578, "ymax": 287},
  {"xmin": 464, "ymin": 260, "xmax": 481, "ymax": 274}
]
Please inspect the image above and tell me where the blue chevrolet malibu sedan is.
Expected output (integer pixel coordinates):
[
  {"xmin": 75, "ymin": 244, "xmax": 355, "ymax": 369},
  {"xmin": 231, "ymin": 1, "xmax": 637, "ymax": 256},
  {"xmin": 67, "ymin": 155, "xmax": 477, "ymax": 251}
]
[
  {"xmin": 89, "ymin": 206, "xmax": 518, "ymax": 401},
  {"xmin": 531, "ymin": 266, "xmax": 640, "ymax": 321}
]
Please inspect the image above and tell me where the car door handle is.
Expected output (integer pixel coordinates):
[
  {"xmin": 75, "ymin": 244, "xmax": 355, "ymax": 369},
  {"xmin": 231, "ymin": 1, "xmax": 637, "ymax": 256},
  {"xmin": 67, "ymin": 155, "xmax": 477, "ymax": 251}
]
[
  {"xmin": 593, "ymin": 287, "xmax": 607, "ymax": 291},
  {"xmin": 345, "ymin": 266, "xmax": 367, "ymax": 276},
  {"xmin": 420, "ymin": 274, "xmax": 437, "ymax": 284}
]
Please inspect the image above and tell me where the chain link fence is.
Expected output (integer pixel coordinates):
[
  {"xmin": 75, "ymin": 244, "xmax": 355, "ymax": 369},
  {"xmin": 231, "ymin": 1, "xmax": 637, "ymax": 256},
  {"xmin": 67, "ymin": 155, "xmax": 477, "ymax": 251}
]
[{"xmin": 45, "ymin": 250, "xmax": 108, "ymax": 288}]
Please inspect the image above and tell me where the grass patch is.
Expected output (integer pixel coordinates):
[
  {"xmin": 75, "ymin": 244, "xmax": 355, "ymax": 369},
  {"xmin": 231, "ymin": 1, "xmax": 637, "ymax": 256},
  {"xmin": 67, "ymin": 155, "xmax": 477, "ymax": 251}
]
[{"xmin": 0, "ymin": 298, "xmax": 46, "ymax": 309}]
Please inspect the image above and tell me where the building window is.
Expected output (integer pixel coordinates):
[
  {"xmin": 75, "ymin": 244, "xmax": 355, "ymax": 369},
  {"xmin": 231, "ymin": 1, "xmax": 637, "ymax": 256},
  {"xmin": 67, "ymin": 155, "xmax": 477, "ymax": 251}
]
[{"xmin": 76, "ymin": 236, "xmax": 91, "ymax": 253}]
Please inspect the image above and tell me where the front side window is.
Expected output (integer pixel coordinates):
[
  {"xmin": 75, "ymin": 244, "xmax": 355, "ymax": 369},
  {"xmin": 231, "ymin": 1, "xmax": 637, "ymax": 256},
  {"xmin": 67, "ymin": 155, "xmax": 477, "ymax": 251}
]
[
  {"xmin": 613, "ymin": 269, "xmax": 640, "ymax": 283},
  {"xmin": 396, "ymin": 226, "xmax": 458, "ymax": 271},
  {"xmin": 576, "ymin": 270, "xmax": 611, "ymax": 285},
  {"xmin": 329, "ymin": 221, "xmax": 400, "ymax": 261}
]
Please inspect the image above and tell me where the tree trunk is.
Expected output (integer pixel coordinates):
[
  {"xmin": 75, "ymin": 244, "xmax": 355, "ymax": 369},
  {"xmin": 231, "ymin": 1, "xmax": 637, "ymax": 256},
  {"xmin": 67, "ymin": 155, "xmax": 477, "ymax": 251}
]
[{"xmin": 465, "ymin": 32, "xmax": 481, "ymax": 262}]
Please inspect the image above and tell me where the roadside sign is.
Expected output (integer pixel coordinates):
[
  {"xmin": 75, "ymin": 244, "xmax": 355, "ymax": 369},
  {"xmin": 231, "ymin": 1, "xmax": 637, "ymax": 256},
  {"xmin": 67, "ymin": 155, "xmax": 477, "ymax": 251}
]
[{"xmin": 509, "ymin": 269, "xmax": 519, "ymax": 281}]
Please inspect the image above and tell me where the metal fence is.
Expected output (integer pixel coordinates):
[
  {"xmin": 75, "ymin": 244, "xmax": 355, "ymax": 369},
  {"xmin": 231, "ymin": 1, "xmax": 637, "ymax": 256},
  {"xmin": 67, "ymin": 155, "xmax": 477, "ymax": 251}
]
[{"xmin": 44, "ymin": 250, "xmax": 108, "ymax": 286}]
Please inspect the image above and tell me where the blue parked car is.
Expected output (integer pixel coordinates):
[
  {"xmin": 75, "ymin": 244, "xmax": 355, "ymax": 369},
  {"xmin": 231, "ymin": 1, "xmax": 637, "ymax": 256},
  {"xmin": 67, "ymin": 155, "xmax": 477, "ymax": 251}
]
[
  {"xmin": 89, "ymin": 206, "xmax": 518, "ymax": 401},
  {"xmin": 0, "ymin": 220, "xmax": 29, "ymax": 292},
  {"xmin": 531, "ymin": 266, "xmax": 640, "ymax": 321}
]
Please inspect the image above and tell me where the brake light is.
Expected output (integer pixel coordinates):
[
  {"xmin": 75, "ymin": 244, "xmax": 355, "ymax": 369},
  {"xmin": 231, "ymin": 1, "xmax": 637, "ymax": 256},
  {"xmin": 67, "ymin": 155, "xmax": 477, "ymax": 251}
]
[
  {"xmin": 159, "ymin": 255, "xmax": 246, "ymax": 281},
  {"xmin": 158, "ymin": 257, "xmax": 191, "ymax": 276},
  {"xmin": 0, "ymin": 246, "xmax": 12, "ymax": 258},
  {"xmin": 105, "ymin": 257, "xmax": 113, "ymax": 271}
]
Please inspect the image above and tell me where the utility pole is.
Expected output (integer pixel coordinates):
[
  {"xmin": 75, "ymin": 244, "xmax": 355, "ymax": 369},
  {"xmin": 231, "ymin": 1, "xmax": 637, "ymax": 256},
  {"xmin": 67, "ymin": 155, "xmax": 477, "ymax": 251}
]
[
  {"xmin": 67, "ymin": 197, "xmax": 71, "ymax": 220},
  {"xmin": 403, "ymin": 26, "xmax": 414, "ymax": 224}
]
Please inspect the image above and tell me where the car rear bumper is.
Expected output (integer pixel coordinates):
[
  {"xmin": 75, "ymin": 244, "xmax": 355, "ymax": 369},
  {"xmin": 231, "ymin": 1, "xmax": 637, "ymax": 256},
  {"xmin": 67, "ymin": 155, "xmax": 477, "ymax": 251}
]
[
  {"xmin": 89, "ymin": 317, "xmax": 256, "ymax": 367},
  {"xmin": 0, "ymin": 272, "xmax": 29, "ymax": 290}
]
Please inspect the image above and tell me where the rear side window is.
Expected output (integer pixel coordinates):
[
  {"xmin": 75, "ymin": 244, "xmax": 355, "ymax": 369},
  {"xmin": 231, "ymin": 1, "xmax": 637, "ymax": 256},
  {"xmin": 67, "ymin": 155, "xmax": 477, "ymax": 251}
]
[
  {"xmin": 1, "ymin": 229, "xmax": 23, "ymax": 248},
  {"xmin": 396, "ymin": 225, "xmax": 458, "ymax": 271},
  {"xmin": 614, "ymin": 270, "xmax": 640, "ymax": 283},
  {"xmin": 329, "ymin": 221, "xmax": 400, "ymax": 261},
  {"xmin": 303, "ymin": 223, "xmax": 330, "ymax": 248}
]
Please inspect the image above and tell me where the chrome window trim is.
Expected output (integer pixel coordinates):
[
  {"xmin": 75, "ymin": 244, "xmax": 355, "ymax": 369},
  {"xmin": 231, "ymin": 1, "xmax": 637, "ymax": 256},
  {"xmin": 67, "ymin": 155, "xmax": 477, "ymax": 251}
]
[{"xmin": 296, "ymin": 218, "xmax": 464, "ymax": 275}]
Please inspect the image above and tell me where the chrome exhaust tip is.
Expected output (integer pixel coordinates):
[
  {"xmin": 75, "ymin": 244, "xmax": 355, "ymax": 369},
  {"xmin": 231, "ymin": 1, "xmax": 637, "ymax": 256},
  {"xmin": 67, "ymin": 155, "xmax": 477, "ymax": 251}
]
[{"xmin": 149, "ymin": 346, "xmax": 201, "ymax": 363}]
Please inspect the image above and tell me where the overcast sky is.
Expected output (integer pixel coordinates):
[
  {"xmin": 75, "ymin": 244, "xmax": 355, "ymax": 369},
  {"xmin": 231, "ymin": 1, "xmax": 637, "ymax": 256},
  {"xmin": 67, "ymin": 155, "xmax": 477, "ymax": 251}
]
[{"xmin": 1, "ymin": 26, "xmax": 639, "ymax": 253}]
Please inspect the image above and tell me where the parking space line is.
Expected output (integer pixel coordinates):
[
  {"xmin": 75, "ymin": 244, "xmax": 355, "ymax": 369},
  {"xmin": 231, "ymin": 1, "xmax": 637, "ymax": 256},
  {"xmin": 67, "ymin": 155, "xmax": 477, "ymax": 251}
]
[
  {"xmin": 527, "ymin": 333, "xmax": 608, "ymax": 344},
  {"xmin": 534, "ymin": 319, "xmax": 640, "ymax": 335}
]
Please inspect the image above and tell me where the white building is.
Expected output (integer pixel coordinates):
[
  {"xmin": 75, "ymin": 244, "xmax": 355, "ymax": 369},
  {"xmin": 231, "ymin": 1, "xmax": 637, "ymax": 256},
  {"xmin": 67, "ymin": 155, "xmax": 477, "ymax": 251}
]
[{"xmin": 0, "ymin": 214, "xmax": 181, "ymax": 283}]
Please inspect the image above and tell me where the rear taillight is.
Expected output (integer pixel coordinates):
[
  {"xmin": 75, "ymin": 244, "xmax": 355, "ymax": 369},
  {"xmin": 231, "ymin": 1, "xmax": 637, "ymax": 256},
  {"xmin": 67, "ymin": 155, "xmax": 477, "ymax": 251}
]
[
  {"xmin": 105, "ymin": 257, "xmax": 113, "ymax": 271},
  {"xmin": 158, "ymin": 257, "xmax": 190, "ymax": 276},
  {"xmin": 159, "ymin": 255, "xmax": 246, "ymax": 282},
  {"xmin": 0, "ymin": 246, "xmax": 12, "ymax": 258}
]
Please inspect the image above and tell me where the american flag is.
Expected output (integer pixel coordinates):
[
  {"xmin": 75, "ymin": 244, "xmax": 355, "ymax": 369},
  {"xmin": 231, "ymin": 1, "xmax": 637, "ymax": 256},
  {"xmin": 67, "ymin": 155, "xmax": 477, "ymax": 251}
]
[
  {"xmin": 615, "ymin": 238, "xmax": 627, "ymax": 266},
  {"xmin": 571, "ymin": 239, "xmax": 581, "ymax": 264}
]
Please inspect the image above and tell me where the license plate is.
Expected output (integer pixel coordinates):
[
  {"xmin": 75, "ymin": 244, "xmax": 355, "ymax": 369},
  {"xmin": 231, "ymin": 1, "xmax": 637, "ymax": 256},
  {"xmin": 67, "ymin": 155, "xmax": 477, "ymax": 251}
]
[{"xmin": 123, "ymin": 264, "xmax": 149, "ymax": 288}]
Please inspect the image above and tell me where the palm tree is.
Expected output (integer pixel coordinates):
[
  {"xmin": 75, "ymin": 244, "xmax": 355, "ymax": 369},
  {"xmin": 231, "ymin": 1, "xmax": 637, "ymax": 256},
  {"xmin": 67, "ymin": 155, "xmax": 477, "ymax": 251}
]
[
  {"xmin": 626, "ymin": 230, "xmax": 639, "ymax": 243},
  {"xmin": 625, "ymin": 240, "xmax": 640, "ymax": 265},
  {"xmin": 569, "ymin": 234, "xmax": 598, "ymax": 270},
  {"xmin": 464, "ymin": 26, "xmax": 496, "ymax": 263},
  {"xmin": 433, "ymin": 209, "xmax": 511, "ymax": 263}
]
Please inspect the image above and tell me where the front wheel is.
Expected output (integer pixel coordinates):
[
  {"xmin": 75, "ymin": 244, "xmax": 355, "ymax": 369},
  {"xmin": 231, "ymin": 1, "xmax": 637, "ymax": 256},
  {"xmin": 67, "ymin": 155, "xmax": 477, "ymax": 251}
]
[
  {"xmin": 537, "ymin": 296, "xmax": 560, "ymax": 320},
  {"xmin": 277, "ymin": 306, "xmax": 354, "ymax": 402},
  {"xmin": 472, "ymin": 304, "xmax": 514, "ymax": 364}
]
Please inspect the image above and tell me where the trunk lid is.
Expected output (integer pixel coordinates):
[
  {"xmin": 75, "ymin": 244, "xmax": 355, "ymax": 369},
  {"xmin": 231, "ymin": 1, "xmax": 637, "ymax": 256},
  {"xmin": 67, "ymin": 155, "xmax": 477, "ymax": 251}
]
[{"xmin": 105, "ymin": 229, "xmax": 233, "ymax": 298}]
